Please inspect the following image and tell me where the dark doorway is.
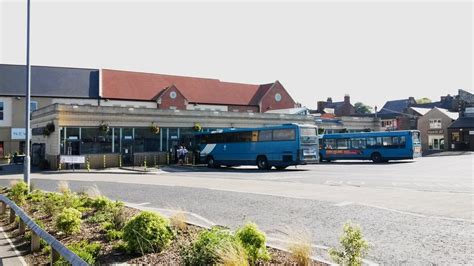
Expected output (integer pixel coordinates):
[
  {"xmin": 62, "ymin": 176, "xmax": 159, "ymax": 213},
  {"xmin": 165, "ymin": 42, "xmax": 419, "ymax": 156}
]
[{"xmin": 122, "ymin": 141, "xmax": 133, "ymax": 166}]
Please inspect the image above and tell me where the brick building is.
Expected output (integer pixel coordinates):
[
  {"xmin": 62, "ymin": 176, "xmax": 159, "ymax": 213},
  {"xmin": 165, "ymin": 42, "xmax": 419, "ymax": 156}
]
[
  {"xmin": 314, "ymin": 95, "xmax": 356, "ymax": 117},
  {"xmin": 417, "ymin": 107, "xmax": 458, "ymax": 152},
  {"xmin": 101, "ymin": 69, "xmax": 296, "ymax": 113}
]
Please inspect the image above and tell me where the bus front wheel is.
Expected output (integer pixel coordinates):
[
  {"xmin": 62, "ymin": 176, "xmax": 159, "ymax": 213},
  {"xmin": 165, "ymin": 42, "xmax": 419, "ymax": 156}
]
[
  {"xmin": 256, "ymin": 156, "xmax": 271, "ymax": 170},
  {"xmin": 371, "ymin": 152, "xmax": 383, "ymax": 163}
]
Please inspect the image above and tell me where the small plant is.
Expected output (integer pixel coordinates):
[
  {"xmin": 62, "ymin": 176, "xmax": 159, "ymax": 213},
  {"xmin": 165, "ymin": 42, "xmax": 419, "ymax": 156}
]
[
  {"xmin": 106, "ymin": 229, "xmax": 123, "ymax": 241},
  {"xmin": 56, "ymin": 241, "xmax": 101, "ymax": 265},
  {"xmin": 123, "ymin": 211, "xmax": 174, "ymax": 254},
  {"xmin": 170, "ymin": 211, "xmax": 188, "ymax": 231},
  {"xmin": 42, "ymin": 193, "xmax": 64, "ymax": 217},
  {"xmin": 192, "ymin": 123, "xmax": 202, "ymax": 132},
  {"xmin": 8, "ymin": 181, "xmax": 29, "ymax": 205},
  {"xmin": 288, "ymin": 233, "xmax": 312, "ymax": 266},
  {"xmin": 215, "ymin": 238, "xmax": 249, "ymax": 266},
  {"xmin": 329, "ymin": 221, "xmax": 369, "ymax": 266},
  {"xmin": 57, "ymin": 181, "xmax": 71, "ymax": 194},
  {"xmin": 113, "ymin": 241, "xmax": 128, "ymax": 253},
  {"xmin": 56, "ymin": 208, "xmax": 82, "ymax": 235},
  {"xmin": 182, "ymin": 227, "xmax": 243, "ymax": 265},
  {"xmin": 235, "ymin": 222, "xmax": 270, "ymax": 263}
]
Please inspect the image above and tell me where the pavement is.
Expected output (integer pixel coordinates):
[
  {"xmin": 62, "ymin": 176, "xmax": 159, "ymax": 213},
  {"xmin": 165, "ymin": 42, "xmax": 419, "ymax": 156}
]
[
  {"xmin": 0, "ymin": 225, "xmax": 27, "ymax": 266},
  {"xmin": 0, "ymin": 154, "xmax": 472, "ymax": 264}
]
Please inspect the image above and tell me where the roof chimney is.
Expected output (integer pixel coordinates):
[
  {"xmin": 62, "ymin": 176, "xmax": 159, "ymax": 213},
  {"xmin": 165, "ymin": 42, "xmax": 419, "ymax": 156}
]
[
  {"xmin": 327, "ymin": 97, "xmax": 333, "ymax": 103},
  {"xmin": 344, "ymin": 94, "xmax": 350, "ymax": 104}
]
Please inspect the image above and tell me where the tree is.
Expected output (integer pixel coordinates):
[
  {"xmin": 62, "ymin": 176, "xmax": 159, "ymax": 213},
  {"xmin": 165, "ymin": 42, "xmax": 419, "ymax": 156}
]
[
  {"xmin": 416, "ymin": 98, "xmax": 432, "ymax": 104},
  {"xmin": 354, "ymin": 102, "xmax": 373, "ymax": 114}
]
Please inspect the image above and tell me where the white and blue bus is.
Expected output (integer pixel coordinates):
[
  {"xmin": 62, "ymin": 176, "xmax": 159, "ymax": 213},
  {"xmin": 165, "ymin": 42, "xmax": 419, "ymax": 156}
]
[
  {"xmin": 319, "ymin": 130, "xmax": 422, "ymax": 163},
  {"xmin": 195, "ymin": 124, "xmax": 319, "ymax": 170}
]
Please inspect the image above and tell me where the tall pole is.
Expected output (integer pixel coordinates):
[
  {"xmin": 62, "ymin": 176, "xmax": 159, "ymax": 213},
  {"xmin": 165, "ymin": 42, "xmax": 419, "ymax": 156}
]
[{"xmin": 24, "ymin": 0, "xmax": 31, "ymax": 190}]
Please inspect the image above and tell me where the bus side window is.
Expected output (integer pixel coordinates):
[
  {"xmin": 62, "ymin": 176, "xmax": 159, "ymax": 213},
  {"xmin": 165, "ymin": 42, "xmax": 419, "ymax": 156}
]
[
  {"xmin": 367, "ymin": 137, "xmax": 376, "ymax": 148},
  {"xmin": 336, "ymin": 139, "xmax": 349, "ymax": 149},
  {"xmin": 259, "ymin": 130, "xmax": 272, "ymax": 141},
  {"xmin": 252, "ymin": 131, "xmax": 258, "ymax": 142},
  {"xmin": 324, "ymin": 139, "xmax": 335, "ymax": 149},
  {"xmin": 400, "ymin": 136, "xmax": 406, "ymax": 148}
]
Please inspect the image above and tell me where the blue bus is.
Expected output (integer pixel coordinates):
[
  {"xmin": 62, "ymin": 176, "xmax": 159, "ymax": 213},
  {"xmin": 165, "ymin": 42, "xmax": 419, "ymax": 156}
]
[
  {"xmin": 195, "ymin": 124, "xmax": 319, "ymax": 170},
  {"xmin": 319, "ymin": 130, "xmax": 422, "ymax": 163}
]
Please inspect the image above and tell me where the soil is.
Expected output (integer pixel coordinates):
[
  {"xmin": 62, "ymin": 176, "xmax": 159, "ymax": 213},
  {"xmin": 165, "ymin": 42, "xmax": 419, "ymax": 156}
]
[{"xmin": 0, "ymin": 189, "xmax": 326, "ymax": 265}]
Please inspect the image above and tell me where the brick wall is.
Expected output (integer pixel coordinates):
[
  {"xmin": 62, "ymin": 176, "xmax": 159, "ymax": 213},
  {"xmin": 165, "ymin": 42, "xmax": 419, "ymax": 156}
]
[
  {"xmin": 158, "ymin": 86, "xmax": 187, "ymax": 110},
  {"xmin": 227, "ymin": 105, "xmax": 259, "ymax": 113},
  {"xmin": 260, "ymin": 82, "xmax": 295, "ymax": 112}
]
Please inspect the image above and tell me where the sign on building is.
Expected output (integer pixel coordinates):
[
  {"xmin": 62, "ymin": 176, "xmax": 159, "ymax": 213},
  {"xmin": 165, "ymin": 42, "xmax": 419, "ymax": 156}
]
[
  {"xmin": 11, "ymin": 128, "xmax": 29, "ymax": 140},
  {"xmin": 60, "ymin": 155, "xmax": 86, "ymax": 164}
]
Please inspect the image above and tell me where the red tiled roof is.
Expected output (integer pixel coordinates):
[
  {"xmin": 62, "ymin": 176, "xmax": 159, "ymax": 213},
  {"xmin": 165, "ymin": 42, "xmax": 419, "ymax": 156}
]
[{"xmin": 102, "ymin": 69, "xmax": 268, "ymax": 106}]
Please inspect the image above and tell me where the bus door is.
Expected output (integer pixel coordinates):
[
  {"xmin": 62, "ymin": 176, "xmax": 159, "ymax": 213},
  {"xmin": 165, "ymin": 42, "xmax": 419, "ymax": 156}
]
[{"xmin": 349, "ymin": 138, "xmax": 367, "ymax": 159}]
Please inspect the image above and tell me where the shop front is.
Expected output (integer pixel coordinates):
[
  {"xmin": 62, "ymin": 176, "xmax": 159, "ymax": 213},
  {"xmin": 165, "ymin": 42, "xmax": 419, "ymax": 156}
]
[{"xmin": 31, "ymin": 104, "xmax": 314, "ymax": 169}]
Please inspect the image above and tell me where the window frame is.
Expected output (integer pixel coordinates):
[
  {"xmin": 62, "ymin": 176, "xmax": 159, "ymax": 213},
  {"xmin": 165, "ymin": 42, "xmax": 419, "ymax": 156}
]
[{"xmin": 0, "ymin": 101, "xmax": 4, "ymax": 121}]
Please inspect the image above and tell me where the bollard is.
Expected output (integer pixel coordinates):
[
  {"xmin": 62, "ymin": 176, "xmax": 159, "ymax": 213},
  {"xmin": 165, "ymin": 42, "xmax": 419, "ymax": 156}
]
[
  {"xmin": 103, "ymin": 155, "xmax": 106, "ymax": 168},
  {"xmin": 58, "ymin": 161, "xmax": 61, "ymax": 171},
  {"xmin": 18, "ymin": 220, "xmax": 26, "ymax": 235},
  {"xmin": 154, "ymin": 155, "xmax": 157, "ymax": 168},
  {"xmin": 0, "ymin": 202, "xmax": 6, "ymax": 215},
  {"xmin": 51, "ymin": 248, "xmax": 60, "ymax": 264},
  {"xmin": 166, "ymin": 152, "xmax": 170, "ymax": 165},
  {"xmin": 31, "ymin": 232, "xmax": 40, "ymax": 252},
  {"xmin": 86, "ymin": 157, "xmax": 91, "ymax": 172},
  {"xmin": 144, "ymin": 156, "xmax": 147, "ymax": 171},
  {"xmin": 9, "ymin": 208, "xmax": 15, "ymax": 224},
  {"xmin": 193, "ymin": 154, "xmax": 196, "ymax": 165},
  {"xmin": 119, "ymin": 155, "xmax": 122, "ymax": 168}
]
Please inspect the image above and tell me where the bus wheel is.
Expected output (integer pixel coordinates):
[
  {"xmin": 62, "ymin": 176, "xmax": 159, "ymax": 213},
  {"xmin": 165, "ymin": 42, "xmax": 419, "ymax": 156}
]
[
  {"xmin": 275, "ymin": 166, "xmax": 287, "ymax": 170},
  {"xmin": 256, "ymin": 156, "xmax": 270, "ymax": 170},
  {"xmin": 371, "ymin": 152, "xmax": 382, "ymax": 163},
  {"xmin": 207, "ymin": 156, "xmax": 216, "ymax": 168}
]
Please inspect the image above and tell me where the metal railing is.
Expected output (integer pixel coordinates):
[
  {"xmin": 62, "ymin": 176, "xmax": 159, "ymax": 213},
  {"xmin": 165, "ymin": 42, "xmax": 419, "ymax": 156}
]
[{"xmin": 0, "ymin": 194, "xmax": 88, "ymax": 266}]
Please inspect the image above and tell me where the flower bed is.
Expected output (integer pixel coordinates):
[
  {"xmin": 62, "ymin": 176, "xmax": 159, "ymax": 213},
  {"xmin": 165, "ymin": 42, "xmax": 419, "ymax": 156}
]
[{"xmin": 0, "ymin": 182, "xmax": 329, "ymax": 265}]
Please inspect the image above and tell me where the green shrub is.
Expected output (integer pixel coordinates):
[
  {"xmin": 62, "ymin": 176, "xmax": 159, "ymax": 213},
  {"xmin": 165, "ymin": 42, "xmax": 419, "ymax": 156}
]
[
  {"xmin": 329, "ymin": 221, "xmax": 369, "ymax": 266},
  {"xmin": 182, "ymin": 227, "xmax": 244, "ymax": 265},
  {"xmin": 56, "ymin": 208, "xmax": 82, "ymax": 235},
  {"xmin": 106, "ymin": 229, "xmax": 123, "ymax": 241},
  {"xmin": 27, "ymin": 189, "xmax": 46, "ymax": 203},
  {"xmin": 55, "ymin": 241, "xmax": 101, "ymax": 265},
  {"xmin": 8, "ymin": 181, "xmax": 28, "ymax": 205},
  {"xmin": 113, "ymin": 241, "xmax": 128, "ymax": 253},
  {"xmin": 235, "ymin": 222, "xmax": 270, "ymax": 263},
  {"xmin": 42, "ymin": 193, "xmax": 64, "ymax": 217},
  {"xmin": 123, "ymin": 211, "xmax": 174, "ymax": 254}
]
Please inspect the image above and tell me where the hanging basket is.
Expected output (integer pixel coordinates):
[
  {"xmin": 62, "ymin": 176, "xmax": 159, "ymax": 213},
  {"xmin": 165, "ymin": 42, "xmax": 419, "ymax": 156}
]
[
  {"xmin": 151, "ymin": 124, "xmax": 160, "ymax": 134},
  {"xmin": 192, "ymin": 123, "xmax": 202, "ymax": 132},
  {"xmin": 99, "ymin": 122, "xmax": 110, "ymax": 133}
]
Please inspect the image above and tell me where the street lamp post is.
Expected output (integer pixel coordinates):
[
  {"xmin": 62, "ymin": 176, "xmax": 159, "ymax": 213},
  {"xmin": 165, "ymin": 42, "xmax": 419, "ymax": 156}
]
[{"xmin": 24, "ymin": 0, "xmax": 31, "ymax": 190}]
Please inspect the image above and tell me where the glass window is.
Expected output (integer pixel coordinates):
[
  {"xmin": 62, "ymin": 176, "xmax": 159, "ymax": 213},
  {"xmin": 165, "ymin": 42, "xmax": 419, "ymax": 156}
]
[
  {"xmin": 383, "ymin": 137, "xmax": 393, "ymax": 147},
  {"xmin": 0, "ymin": 101, "xmax": 3, "ymax": 120},
  {"xmin": 81, "ymin": 127, "xmax": 112, "ymax": 154},
  {"xmin": 135, "ymin": 127, "xmax": 160, "ymax": 152},
  {"xmin": 367, "ymin": 137, "xmax": 377, "ymax": 148},
  {"xmin": 258, "ymin": 130, "xmax": 272, "ymax": 141},
  {"xmin": 429, "ymin": 119, "xmax": 442, "ymax": 129},
  {"xmin": 452, "ymin": 132, "xmax": 460, "ymax": 142},
  {"xmin": 351, "ymin": 138, "xmax": 366, "ymax": 149},
  {"xmin": 273, "ymin": 129, "xmax": 295, "ymax": 141},
  {"xmin": 336, "ymin": 139, "xmax": 350, "ymax": 149},
  {"xmin": 300, "ymin": 127, "xmax": 317, "ymax": 136},
  {"xmin": 324, "ymin": 139, "xmax": 336, "ymax": 149},
  {"xmin": 30, "ymin": 101, "xmax": 38, "ymax": 112},
  {"xmin": 399, "ymin": 136, "xmax": 406, "ymax": 148}
]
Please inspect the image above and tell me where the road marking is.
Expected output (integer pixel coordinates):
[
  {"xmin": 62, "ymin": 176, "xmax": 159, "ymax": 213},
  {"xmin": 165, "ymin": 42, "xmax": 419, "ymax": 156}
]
[
  {"xmin": 134, "ymin": 202, "xmax": 150, "ymax": 206},
  {"xmin": 0, "ymin": 226, "xmax": 27, "ymax": 266},
  {"xmin": 334, "ymin": 201, "xmax": 353, "ymax": 207}
]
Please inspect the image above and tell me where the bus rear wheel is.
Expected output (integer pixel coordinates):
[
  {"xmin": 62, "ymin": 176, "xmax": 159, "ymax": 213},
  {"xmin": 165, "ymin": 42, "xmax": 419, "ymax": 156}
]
[
  {"xmin": 371, "ymin": 152, "xmax": 383, "ymax": 163},
  {"xmin": 256, "ymin": 156, "xmax": 271, "ymax": 170}
]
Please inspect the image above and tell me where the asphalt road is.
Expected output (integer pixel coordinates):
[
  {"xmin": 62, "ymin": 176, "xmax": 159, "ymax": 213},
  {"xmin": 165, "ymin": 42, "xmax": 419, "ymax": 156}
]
[{"xmin": 0, "ymin": 154, "xmax": 472, "ymax": 264}]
